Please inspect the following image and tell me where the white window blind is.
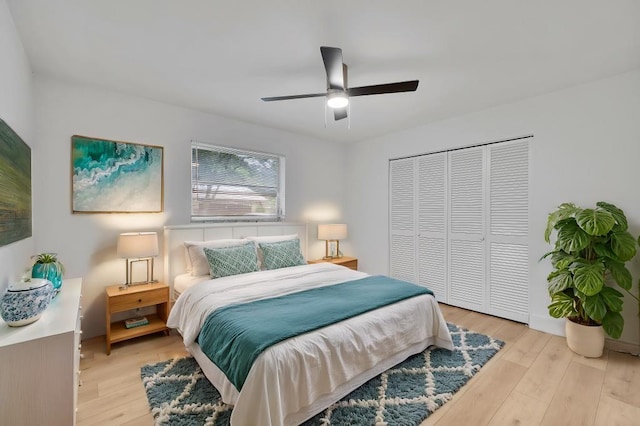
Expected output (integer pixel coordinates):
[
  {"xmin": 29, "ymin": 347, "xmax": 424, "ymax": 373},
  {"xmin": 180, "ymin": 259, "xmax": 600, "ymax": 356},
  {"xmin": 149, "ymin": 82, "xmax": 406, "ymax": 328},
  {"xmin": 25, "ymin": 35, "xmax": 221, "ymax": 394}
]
[{"xmin": 191, "ymin": 142, "xmax": 284, "ymax": 221}]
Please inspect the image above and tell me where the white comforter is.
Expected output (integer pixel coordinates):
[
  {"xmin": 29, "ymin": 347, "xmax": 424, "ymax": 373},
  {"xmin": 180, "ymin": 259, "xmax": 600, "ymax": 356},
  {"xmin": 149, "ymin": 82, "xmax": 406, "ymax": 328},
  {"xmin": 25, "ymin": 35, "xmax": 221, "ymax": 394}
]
[{"xmin": 168, "ymin": 263, "xmax": 453, "ymax": 426}]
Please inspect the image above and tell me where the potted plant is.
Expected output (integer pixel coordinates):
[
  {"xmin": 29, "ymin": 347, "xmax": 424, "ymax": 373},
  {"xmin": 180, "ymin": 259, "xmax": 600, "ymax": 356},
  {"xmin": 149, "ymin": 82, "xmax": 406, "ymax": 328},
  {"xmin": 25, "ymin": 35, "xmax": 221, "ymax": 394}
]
[
  {"xmin": 31, "ymin": 253, "xmax": 65, "ymax": 296},
  {"xmin": 542, "ymin": 201, "xmax": 640, "ymax": 357}
]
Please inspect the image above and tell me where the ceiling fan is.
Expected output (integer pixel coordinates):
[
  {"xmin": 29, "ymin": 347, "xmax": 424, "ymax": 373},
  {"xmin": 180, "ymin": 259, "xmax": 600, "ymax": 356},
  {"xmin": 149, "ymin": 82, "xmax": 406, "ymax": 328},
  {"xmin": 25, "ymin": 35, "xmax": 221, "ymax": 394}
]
[{"xmin": 261, "ymin": 46, "xmax": 419, "ymax": 121}]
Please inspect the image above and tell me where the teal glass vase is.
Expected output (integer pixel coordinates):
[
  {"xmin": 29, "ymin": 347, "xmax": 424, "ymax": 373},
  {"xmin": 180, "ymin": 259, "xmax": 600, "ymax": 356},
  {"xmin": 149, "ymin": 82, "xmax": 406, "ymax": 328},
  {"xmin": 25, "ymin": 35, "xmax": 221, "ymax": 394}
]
[{"xmin": 32, "ymin": 263, "xmax": 63, "ymax": 296}]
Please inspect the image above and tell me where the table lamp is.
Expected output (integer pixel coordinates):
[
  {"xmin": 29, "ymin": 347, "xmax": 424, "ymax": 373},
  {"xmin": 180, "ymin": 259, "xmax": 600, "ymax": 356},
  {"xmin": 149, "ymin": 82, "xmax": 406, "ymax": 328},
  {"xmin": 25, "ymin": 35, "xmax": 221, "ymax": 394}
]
[
  {"xmin": 117, "ymin": 232, "xmax": 159, "ymax": 288},
  {"xmin": 318, "ymin": 224, "xmax": 347, "ymax": 259}
]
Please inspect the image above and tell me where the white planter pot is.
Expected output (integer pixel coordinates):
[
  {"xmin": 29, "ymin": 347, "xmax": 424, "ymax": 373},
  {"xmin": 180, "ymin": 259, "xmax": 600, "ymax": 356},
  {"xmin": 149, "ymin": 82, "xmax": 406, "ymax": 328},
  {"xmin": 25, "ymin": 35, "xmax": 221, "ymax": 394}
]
[{"xmin": 565, "ymin": 318, "xmax": 605, "ymax": 358}]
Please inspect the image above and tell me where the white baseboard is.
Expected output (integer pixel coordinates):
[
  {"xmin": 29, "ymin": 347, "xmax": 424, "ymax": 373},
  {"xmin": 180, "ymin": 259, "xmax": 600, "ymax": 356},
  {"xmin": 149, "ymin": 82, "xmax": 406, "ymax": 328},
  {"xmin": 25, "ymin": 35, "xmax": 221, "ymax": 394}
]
[{"xmin": 606, "ymin": 339, "xmax": 640, "ymax": 356}]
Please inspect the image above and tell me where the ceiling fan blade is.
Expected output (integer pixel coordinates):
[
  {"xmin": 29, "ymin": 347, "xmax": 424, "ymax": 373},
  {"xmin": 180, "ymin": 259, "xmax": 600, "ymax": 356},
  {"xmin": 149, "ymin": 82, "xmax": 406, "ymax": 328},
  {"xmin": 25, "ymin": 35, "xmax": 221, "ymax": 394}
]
[
  {"xmin": 347, "ymin": 80, "xmax": 419, "ymax": 97},
  {"xmin": 320, "ymin": 46, "xmax": 345, "ymax": 90},
  {"xmin": 334, "ymin": 107, "xmax": 348, "ymax": 121},
  {"xmin": 261, "ymin": 93, "xmax": 326, "ymax": 102}
]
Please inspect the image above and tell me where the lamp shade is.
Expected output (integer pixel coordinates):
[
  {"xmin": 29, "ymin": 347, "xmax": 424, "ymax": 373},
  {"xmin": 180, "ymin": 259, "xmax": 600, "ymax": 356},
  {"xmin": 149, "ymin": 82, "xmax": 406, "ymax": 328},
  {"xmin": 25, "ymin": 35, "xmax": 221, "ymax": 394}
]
[
  {"xmin": 117, "ymin": 232, "xmax": 159, "ymax": 258},
  {"xmin": 318, "ymin": 224, "xmax": 347, "ymax": 240}
]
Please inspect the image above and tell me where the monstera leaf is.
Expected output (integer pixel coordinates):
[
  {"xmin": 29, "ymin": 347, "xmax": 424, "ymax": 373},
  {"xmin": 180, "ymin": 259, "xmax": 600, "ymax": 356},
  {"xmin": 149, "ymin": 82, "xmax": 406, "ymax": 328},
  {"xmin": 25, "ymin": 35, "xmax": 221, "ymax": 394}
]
[
  {"xmin": 575, "ymin": 208, "xmax": 615, "ymax": 236},
  {"xmin": 606, "ymin": 260, "xmax": 633, "ymax": 291},
  {"xmin": 571, "ymin": 261, "xmax": 605, "ymax": 296},
  {"xmin": 555, "ymin": 219, "xmax": 590, "ymax": 253},
  {"xmin": 548, "ymin": 292, "xmax": 577, "ymax": 319},
  {"xmin": 601, "ymin": 311, "xmax": 624, "ymax": 339},
  {"xmin": 544, "ymin": 203, "xmax": 579, "ymax": 243},
  {"xmin": 597, "ymin": 202, "xmax": 628, "ymax": 231},
  {"xmin": 610, "ymin": 229, "xmax": 637, "ymax": 261},
  {"xmin": 547, "ymin": 270, "xmax": 573, "ymax": 295},
  {"xmin": 583, "ymin": 287, "xmax": 624, "ymax": 323}
]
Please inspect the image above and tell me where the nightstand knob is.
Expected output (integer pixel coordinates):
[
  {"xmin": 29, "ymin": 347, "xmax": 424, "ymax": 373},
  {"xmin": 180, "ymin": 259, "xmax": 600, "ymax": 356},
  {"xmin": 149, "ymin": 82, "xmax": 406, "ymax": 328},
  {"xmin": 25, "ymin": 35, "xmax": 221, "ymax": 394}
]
[{"xmin": 138, "ymin": 298, "xmax": 142, "ymax": 303}]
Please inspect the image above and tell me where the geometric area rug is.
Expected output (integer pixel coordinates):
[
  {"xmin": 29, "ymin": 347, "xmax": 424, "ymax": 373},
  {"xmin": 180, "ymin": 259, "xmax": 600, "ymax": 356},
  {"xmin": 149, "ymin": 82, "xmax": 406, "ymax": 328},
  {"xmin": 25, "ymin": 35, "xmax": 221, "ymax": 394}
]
[{"xmin": 140, "ymin": 323, "xmax": 504, "ymax": 426}]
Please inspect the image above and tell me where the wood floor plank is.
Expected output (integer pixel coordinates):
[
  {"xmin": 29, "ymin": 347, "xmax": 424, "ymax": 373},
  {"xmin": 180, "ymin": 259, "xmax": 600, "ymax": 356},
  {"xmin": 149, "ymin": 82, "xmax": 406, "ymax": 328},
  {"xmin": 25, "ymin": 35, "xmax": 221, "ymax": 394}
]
[
  {"xmin": 121, "ymin": 414, "xmax": 154, "ymax": 426},
  {"xmin": 437, "ymin": 303, "xmax": 474, "ymax": 325},
  {"xmin": 512, "ymin": 335, "xmax": 573, "ymax": 405},
  {"xmin": 601, "ymin": 349, "xmax": 640, "ymax": 407},
  {"xmin": 77, "ymin": 380, "xmax": 149, "ymax": 421},
  {"xmin": 98, "ymin": 370, "xmax": 149, "ymax": 398},
  {"xmin": 594, "ymin": 394, "xmax": 640, "ymax": 426},
  {"xmin": 491, "ymin": 320, "xmax": 528, "ymax": 344},
  {"xmin": 571, "ymin": 347, "xmax": 609, "ymax": 371},
  {"xmin": 501, "ymin": 327, "xmax": 552, "ymax": 368},
  {"xmin": 429, "ymin": 358, "xmax": 526, "ymax": 425},
  {"xmin": 540, "ymin": 361, "xmax": 605, "ymax": 426},
  {"xmin": 80, "ymin": 396, "xmax": 152, "ymax": 426},
  {"xmin": 487, "ymin": 390, "xmax": 550, "ymax": 426},
  {"xmin": 454, "ymin": 310, "xmax": 504, "ymax": 336}
]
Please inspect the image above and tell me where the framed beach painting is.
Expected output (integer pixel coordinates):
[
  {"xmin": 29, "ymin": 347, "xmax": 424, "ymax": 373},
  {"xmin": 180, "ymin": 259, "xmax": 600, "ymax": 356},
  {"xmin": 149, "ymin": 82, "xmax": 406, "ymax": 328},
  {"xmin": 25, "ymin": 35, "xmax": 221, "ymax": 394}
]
[
  {"xmin": 0, "ymin": 118, "xmax": 32, "ymax": 247},
  {"xmin": 71, "ymin": 135, "xmax": 164, "ymax": 213}
]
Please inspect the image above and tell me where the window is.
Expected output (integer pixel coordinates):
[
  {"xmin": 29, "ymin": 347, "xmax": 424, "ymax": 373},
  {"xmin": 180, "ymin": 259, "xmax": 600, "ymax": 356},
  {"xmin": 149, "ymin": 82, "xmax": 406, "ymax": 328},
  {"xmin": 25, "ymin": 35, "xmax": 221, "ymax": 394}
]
[{"xmin": 191, "ymin": 142, "xmax": 285, "ymax": 221}]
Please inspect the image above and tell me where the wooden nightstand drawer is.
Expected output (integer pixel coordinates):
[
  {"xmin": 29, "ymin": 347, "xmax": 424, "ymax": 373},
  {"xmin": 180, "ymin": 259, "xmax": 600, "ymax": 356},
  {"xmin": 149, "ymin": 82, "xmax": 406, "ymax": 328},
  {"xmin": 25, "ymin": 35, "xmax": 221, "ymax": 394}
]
[{"xmin": 109, "ymin": 287, "xmax": 168, "ymax": 313}]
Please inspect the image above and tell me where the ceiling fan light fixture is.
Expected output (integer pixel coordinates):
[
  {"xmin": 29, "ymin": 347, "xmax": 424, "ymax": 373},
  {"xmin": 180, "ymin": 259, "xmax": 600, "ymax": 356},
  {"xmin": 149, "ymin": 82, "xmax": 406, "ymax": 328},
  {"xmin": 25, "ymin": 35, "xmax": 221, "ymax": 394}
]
[
  {"xmin": 327, "ymin": 92, "xmax": 349, "ymax": 109},
  {"xmin": 261, "ymin": 47, "xmax": 419, "ymax": 122}
]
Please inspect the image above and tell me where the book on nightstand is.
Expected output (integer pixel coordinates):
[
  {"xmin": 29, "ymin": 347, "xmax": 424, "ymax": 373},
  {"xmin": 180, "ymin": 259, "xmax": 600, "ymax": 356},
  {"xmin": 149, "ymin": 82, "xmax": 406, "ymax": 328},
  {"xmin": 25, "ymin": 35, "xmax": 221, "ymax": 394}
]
[{"xmin": 124, "ymin": 316, "xmax": 149, "ymax": 329}]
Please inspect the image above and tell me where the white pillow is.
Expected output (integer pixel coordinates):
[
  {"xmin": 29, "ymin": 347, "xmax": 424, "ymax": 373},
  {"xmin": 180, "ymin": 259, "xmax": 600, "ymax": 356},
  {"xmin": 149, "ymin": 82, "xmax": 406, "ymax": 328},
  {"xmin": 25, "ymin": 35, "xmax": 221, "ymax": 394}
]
[
  {"xmin": 246, "ymin": 234, "xmax": 300, "ymax": 269},
  {"xmin": 184, "ymin": 239, "xmax": 251, "ymax": 276}
]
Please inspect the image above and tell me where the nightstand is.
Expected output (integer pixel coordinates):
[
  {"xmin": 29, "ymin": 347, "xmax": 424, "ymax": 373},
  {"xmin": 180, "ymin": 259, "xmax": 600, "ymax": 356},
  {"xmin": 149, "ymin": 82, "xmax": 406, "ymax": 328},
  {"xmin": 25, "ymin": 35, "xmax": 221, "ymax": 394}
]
[
  {"xmin": 308, "ymin": 256, "xmax": 358, "ymax": 271},
  {"xmin": 105, "ymin": 282, "xmax": 170, "ymax": 355}
]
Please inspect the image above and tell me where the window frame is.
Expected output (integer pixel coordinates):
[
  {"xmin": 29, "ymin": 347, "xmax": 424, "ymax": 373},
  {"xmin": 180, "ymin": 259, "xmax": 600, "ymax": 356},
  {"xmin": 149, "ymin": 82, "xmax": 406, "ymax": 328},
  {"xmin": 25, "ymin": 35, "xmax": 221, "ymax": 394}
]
[{"xmin": 190, "ymin": 141, "xmax": 285, "ymax": 222}]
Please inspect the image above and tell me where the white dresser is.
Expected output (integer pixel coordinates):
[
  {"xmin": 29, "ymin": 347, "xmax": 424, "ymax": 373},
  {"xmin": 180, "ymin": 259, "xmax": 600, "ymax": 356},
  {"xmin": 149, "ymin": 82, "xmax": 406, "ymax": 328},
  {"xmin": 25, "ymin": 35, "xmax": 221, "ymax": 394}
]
[{"xmin": 0, "ymin": 277, "xmax": 83, "ymax": 425}]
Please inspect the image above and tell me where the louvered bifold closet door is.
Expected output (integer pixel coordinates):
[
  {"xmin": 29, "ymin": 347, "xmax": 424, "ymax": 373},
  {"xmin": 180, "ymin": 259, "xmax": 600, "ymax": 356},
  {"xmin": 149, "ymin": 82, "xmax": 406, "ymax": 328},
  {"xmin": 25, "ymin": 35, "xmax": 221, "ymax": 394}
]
[
  {"xmin": 416, "ymin": 153, "xmax": 447, "ymax": 301},
  {"xmin": 448, "ymin": 147, "xmax": 485, "ymax": 311},
  {"xmin": 487, "ymin": 140, "xmax": 530, "ymax": 323},
  {"xmin": 389, "ymin": 158, "xmax": 416, "ymax": 283}
]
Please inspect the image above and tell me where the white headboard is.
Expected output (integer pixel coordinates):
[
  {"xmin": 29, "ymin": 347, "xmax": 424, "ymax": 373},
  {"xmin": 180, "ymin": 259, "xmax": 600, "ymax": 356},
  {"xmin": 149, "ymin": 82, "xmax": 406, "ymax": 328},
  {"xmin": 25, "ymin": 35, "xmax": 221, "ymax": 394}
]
[{"xmin": 163, "ymin": 222, "xmax": 308, "ymax": 297}]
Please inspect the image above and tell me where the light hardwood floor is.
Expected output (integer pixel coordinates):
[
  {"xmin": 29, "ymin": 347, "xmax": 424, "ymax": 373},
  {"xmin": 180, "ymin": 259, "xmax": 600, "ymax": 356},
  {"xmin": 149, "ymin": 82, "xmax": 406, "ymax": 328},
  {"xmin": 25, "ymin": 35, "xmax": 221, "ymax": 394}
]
[{"xmin": 77, "ymin": 304, "xmax": 640, "ymax": 425}]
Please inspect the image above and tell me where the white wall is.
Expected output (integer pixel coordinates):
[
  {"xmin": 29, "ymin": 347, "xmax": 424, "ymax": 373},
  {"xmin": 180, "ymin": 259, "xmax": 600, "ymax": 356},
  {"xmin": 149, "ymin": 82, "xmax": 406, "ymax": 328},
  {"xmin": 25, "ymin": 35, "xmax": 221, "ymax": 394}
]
[
  {"xmin": 346, "ymin": 69, "xmax": 640, "ymax": 350},
  {"xmin": 0, "ymin": 0, "xmax": 35, "ymax": 293},
  {"xmin": 33, "ymin": 76, "xmax": 348, "ymax": 338}
]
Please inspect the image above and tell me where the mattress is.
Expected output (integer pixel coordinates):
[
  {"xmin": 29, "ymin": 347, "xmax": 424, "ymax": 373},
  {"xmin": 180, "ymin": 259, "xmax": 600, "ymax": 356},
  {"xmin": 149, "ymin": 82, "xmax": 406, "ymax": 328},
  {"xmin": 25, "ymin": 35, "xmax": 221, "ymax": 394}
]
[
  {"xmin": 173, "ymin": 273, "xmax": 209, "ymax": 297},
  {"xmin": 168, "ymin": 263, "xmax": 453, "ymax": 425}
]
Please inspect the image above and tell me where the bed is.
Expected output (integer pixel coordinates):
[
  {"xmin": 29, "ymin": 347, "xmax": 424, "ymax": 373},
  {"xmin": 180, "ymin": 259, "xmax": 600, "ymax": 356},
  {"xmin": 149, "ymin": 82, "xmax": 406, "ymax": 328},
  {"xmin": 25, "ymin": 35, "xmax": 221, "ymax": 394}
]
[{"xmin": 164, "ymin": 223, "xmax": 453, "ymax": 426}]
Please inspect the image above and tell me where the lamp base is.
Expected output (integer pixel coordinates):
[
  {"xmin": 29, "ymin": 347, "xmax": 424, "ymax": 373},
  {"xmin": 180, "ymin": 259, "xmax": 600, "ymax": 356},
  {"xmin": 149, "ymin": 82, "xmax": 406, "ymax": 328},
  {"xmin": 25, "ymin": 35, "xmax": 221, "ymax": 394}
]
[
  {"xmin": 122, "ymin": 257, "xmax": 157, "ymax": 290},
  {"xmin": 322, "ymin": 255, "xmax": 343, "ymax": 260},
  {"xmin": 324, "ymin": 240, "xmax": 342, "ymax": 259},
  {"xmin": 119, "ymin": 279, "xmax": 158, "ymax": 291}
]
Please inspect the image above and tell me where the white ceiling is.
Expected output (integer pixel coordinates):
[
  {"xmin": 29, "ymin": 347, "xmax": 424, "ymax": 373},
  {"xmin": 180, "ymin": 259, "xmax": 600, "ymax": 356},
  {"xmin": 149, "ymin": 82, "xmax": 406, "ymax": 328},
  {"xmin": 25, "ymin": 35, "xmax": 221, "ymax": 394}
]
[{"xmin": 7, "ymin": 0, "xmax": 640, "ymax": 143}]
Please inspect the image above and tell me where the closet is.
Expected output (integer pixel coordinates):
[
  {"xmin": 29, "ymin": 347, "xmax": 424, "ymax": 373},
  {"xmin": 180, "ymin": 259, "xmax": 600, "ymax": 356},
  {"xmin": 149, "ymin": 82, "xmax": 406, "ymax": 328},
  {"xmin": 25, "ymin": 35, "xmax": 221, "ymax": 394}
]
[{"xmin": 389, "ymin": 137, "xmax": 530, "ymax": 323}]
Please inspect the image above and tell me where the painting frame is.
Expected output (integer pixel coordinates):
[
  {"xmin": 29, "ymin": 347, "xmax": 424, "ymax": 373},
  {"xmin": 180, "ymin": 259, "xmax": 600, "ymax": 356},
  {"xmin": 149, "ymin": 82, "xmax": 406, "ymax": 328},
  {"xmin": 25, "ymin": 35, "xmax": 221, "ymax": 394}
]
[
  {"xmin": 71, "ymin": 135, "xmax": 164, "ymax": 213},
  {"xmin": 0, "ymin": 118, "xmax": 32, "ymax": 247}
]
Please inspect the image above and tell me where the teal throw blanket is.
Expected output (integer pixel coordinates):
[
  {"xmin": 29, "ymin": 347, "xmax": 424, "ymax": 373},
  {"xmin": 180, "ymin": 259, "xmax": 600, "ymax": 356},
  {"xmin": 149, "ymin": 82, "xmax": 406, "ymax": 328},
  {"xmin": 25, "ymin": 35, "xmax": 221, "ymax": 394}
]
[{"xmin": 197, "ymin": 275, "xmax": 433, "ymax": 390}]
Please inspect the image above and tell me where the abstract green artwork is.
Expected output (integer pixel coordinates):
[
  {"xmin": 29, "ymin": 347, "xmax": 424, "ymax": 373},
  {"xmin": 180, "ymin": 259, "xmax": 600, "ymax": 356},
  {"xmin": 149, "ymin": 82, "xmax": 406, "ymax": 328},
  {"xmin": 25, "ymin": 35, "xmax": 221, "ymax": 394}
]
[
  {"xmin": 0, "ymin": 118, "xmax": 32, "ymax": 247},
  {"xmin": 71, "ymin": 135, "xmax": 163, "ymax": 213}
]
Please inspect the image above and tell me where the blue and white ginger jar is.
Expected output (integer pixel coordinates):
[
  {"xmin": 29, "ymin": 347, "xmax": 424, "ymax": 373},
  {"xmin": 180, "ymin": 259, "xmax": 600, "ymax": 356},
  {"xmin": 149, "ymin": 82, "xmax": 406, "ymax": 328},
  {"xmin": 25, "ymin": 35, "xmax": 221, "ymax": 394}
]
[{"xmin": 0, "ymin": 278, "xmax": 54, "ymax": 327}]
